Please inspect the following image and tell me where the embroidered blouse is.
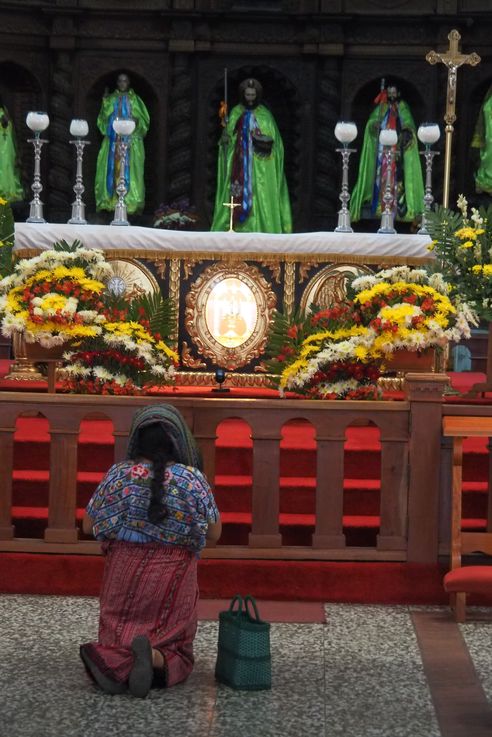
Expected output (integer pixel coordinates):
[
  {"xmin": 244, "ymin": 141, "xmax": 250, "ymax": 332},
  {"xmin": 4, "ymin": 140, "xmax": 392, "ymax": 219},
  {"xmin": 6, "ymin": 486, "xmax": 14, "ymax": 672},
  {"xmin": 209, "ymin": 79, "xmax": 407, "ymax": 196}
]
[{"xmin": 86, "ymin": 460, "xmax": 219, "ymax": 553}]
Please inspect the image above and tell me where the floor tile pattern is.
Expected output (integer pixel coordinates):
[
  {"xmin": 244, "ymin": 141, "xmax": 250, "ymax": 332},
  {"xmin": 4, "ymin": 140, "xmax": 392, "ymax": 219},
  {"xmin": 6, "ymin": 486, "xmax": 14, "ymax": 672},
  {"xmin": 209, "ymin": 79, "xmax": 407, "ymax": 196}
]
[{"xmin": 1, "ymin": 596, "xmax": 491, "ymax": 737}]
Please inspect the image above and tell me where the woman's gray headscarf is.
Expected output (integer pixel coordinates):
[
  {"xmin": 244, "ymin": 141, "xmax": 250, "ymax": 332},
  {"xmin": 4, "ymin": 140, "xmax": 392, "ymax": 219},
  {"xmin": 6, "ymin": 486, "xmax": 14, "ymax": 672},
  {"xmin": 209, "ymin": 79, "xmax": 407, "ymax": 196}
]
[{"xmin": 126, "ymin": 403, "xmax": 203, "ymax": 471}]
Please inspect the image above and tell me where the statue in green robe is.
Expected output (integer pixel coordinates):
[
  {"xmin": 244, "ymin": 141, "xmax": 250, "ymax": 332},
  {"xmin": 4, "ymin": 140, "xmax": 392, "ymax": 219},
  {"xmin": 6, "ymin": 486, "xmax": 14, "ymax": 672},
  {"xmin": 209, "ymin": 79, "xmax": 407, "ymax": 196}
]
[
  {"xmin": 350, "ymin": 84, "xmax": 424, "ymax": 223},
  {"xmin": 94, "ymin": 73, "xmax": 150, "ymax": 214},
  {"xmin": 471, "ymin": 85, "xmax": 492, "ymax": 195},
  {"xmin": 0, "ymin": 101, "xmax": 23, "ymax": 203},
  {"xmin": 211, "ymin": 78, "xmax": 292, "ymax": 233}
]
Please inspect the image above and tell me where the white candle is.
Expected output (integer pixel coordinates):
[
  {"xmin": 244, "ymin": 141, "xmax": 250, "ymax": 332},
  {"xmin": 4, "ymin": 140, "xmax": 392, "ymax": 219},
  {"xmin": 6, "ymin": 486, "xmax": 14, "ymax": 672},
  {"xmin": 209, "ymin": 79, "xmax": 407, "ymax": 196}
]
[
  {"xmin": 26, "ymin": 111, "xmax": 50, "ymax": 133},
  {"xmin": 379, "ymin": 128, "xmax": 398, "ymax": 147},
  {"xmin": 417, "ymin": 123, "xmax": 440, "ymax": 146},
  {"xmin": 70, "ymin": 118, "xmax": 89, "ymax": 138},
  {"xmin": 112, "ymin": 117, "xmax": 135, "ymax": 136},
  {"xmin": 334, "ymin": 121, "xmax": 357, "ymax": 145}
]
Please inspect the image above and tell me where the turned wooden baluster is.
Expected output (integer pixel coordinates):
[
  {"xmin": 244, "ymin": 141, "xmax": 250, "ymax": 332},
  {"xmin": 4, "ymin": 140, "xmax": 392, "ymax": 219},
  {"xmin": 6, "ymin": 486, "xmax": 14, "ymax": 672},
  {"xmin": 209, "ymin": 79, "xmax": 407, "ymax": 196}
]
[
  {"xmin": 44, "ymin": 418, "xmax": 79, "ymax": 544},
  {"xmin": 312, "ymin": 429, "xmax": 346, "ymax": 549},
  {"xmin": 377, "ymin": 436, "xmax": 408, "ymax": 550},
  {"xmin": 249, "ymin": 422, "xmax": 282, "ymax": 548}
]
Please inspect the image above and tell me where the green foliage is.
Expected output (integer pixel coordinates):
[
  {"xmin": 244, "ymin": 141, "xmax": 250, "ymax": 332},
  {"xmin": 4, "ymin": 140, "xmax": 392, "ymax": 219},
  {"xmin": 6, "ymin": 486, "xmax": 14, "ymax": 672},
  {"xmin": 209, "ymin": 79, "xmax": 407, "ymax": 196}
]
[
  {"xmin": 52, "ymin": 239, "xmax": 84, "ymax": 252},
  {"xmin": 264, "ymin": 306, "xmax": 318, "ymax": 378},
  {"xmin": 0, "ymin": 199, "xmax": 15, "ymax": 278},
  {"xmin": 425, "ymin": 201, "xmax": 492, "ymax": 321},
  {"xmin": 103, "ymin": 288, "xmax": 176, "ymax": 340}
]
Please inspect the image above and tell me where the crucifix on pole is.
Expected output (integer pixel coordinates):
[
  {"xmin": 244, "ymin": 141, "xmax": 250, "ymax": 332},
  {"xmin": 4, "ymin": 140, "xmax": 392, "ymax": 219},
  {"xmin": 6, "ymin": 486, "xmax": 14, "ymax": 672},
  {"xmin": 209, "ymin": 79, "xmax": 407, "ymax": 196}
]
[{"xmin": 426, "ymin": 29, "xmax": 480, "ymax": 208}]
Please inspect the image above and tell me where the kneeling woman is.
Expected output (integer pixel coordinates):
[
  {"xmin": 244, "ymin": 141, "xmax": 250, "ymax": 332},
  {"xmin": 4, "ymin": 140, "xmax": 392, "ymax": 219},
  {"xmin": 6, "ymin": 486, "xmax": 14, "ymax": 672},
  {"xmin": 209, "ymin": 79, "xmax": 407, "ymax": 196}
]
[{"xmin": 80, "ymin": 404, "xmax": 221, "ymax": 698}]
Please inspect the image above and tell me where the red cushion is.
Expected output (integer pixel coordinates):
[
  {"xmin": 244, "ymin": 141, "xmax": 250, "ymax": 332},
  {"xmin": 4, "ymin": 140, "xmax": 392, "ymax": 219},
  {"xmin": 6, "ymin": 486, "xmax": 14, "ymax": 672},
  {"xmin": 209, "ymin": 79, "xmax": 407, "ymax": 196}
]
[{"xmin": 444, "ymin": 566, "xmax": 492, "ymax": 595}]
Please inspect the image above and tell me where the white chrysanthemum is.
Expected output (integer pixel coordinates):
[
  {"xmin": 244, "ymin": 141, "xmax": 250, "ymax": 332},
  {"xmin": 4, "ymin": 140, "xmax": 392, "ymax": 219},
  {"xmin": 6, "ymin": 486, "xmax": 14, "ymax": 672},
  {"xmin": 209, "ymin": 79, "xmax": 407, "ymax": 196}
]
[
  {"xmin": 93, "ymin": 366, "xmax": 114, "ymax": 382},
  {"xmin": 60, "ymin": 297, "xmax": 78, "ymax": 316},
  {"xmin": 77, "ymin": 310, "xmax": 99, "ymax": 322},
  {"xmin": 1, "ymin": 314, "xmax": 27, "ymax": 336},
  {"xmin": 113, "ymin": 373, "xmax": 130, "ymax": 386},
  {"xmin": 351, "ymin": 275, "xmax": 377, "ymax": 291},
  {"xmin": 318, "ymin": 378, "xmax": 359, "ymax": 397},
  {"xmin": 64, "ymin": 363, "xmax": 92, "ymax": 378}
]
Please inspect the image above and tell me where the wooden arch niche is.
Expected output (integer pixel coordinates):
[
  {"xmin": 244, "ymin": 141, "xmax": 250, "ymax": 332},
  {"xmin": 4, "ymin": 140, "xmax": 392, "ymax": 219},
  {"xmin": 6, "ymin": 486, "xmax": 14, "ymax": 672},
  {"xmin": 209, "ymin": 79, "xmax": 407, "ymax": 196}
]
[
  {"xmin": 0, "ymin": 61, "xmax": 43, "ymax": 216},
  {"xmin": 205, "ymin": 63, "xmax": 302, "ymax": 228},
  {"xmin": 346, "ymin": 75, "xmax": 427, "ymax": 232},
  {"xmin": 82, "ymin": 68, "xmax": 160, "ymax": 222}
]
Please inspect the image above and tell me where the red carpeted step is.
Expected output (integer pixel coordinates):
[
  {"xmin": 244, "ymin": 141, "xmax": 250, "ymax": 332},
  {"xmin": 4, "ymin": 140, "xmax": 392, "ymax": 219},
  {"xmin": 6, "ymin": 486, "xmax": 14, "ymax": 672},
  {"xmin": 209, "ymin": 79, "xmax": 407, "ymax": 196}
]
[{"xmin": 12, "ymin": 470, "xmax": 103, "ymax": 507}]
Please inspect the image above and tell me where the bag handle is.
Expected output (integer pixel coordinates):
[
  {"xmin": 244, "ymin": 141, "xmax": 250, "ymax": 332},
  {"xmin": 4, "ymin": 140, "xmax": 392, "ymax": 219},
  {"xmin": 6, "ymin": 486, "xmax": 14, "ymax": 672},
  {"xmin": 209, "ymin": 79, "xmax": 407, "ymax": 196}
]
[
  {"xmin": 244, "ymin": 595, "xmax": 262, "ymax": 622},
  {"xmin": 228, "ymin": 594, "xmax": 244, "ymax": 615}
]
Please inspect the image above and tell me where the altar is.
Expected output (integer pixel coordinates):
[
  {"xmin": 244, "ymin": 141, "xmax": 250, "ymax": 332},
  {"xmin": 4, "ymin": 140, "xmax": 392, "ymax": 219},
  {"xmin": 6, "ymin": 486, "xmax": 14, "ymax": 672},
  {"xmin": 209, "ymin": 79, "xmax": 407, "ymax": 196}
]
[{"xmin": 14, "ymin": 223, "xmax": 433, "ymax": 384}]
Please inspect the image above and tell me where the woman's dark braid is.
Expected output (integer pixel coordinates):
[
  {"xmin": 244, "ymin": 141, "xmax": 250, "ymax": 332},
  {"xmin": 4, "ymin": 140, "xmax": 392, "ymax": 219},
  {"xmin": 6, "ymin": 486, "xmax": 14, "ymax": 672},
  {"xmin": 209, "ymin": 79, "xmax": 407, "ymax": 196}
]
[
  {"xmin": 133, "ymin": 423, "xmax": 177, "ymax": 524},
  {"xmin": 148, "ymin": 452, "xmax": 167, "ymax": 524}
]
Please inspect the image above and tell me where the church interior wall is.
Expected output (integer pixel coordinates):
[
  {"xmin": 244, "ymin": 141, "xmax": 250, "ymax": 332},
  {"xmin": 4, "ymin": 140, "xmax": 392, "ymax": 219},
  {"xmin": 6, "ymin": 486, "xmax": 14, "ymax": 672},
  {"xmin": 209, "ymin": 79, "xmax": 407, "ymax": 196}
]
[{"xmin": 0, "ymin": 0, "xmax": 490, "ymax": 230}]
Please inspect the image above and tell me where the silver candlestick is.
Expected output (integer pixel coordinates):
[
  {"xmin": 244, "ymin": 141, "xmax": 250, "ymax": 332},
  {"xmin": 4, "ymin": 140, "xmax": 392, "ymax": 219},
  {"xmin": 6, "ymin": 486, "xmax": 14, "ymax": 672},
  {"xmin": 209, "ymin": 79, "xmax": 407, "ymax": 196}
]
[
  {"xmin": 377, "ymin": 128, "xmax": 398, "ymax": 235},
  {"xmin": 68, "ymin": 118, "xmax": 90, "ymax": 225},
  {"xmin": 110, "ymin": 117, "xmax": 135, "ymax": 227},
  {"xmin": 417, "ymin": 123, "xmax": 441, "ymax": 235},
  {"xmin": 333, "ymin": 121, "xmax": 358, "ymax": 233},
  {"xmin": 25, "ymin": 111, "xmax": 50, "ymax": 224}
]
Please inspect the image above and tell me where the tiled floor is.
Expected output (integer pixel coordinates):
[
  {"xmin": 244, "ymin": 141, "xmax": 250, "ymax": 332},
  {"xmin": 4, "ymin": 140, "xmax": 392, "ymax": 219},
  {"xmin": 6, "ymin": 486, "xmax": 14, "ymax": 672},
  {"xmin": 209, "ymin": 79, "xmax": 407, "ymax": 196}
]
[{"xmin": 1, "ymin": 596, "xmax": 492, "ymax": 737}]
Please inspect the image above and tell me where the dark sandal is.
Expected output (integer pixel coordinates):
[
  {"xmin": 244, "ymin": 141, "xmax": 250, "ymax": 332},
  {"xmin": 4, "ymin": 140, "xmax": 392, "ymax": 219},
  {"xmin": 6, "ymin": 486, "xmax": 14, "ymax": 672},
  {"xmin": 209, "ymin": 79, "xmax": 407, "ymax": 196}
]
[{"xmin": 129, "ymin": 635, "xmax": 153, "ymax": 698}]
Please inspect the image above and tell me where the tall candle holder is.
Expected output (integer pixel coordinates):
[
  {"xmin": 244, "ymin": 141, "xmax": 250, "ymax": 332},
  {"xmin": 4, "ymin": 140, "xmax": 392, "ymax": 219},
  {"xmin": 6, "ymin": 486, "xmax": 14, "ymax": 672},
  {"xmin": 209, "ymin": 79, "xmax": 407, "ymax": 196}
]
[
  {"xmin": 110, "ymin": 117, "xmax": 135, "ymax": 226},
  {"xmin": 377, "ymin": 128, "xmax": 398, "ymax": 234},
  {"xmin": 25, "ymin": 111, "xmax": 49, "ymax": 224},
  {"xmin": 68, "ymin": 119, "xmax": 90, "ymax": 225},
  {"xmin": 417, "ymin": 123, "xmax": 441, "ymax": 235},
  {"xmin": 333, "ymin": 121, "xmax": 357, "ymax": 233}
]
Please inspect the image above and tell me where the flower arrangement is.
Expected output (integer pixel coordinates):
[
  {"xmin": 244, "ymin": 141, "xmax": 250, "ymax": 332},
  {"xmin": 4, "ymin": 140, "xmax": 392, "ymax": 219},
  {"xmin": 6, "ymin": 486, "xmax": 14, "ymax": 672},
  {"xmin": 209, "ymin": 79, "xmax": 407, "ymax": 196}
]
[
  {"xmin": 153, "ymin": 198, "xmax": 197, "ymax": 230},
  {"xmin": 0, "ymin": 197, "xmax": 14, "ymax": 279},
  {"xmin": 266, "ymin": 302, "xmax": 383, "ymax": 399},
  {"xmin": 0, "ymin": 240, "xmax": 111, "ymax": 348},
  {"xmin": 426, "ymin": 196, "xmax": 492, "ymax": 320},
  {"xmin": 265, "ymin": 266, "xmax": 476, "ymax": 400},
  {"xmin": 348, "ymin": 266, "xmax": 477, "ymax": 358},
  {"xmin": 61, "ymin": 291, "xmax": 178, "ymax": 395}
]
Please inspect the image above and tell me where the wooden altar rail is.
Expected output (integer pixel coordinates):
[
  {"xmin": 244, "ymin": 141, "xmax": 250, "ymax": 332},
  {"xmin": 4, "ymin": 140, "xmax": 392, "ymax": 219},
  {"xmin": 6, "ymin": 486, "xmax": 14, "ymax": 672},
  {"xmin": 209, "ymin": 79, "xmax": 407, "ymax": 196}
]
[{"xmin": 0, "ymin": 373, "xmax": 448, "ymax": 562}]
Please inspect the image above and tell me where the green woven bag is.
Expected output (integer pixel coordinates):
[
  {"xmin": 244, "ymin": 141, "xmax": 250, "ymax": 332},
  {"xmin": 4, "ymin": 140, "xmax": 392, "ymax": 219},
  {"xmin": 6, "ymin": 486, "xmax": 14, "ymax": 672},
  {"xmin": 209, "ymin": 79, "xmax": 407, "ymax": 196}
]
[{"xmin": 215, "ymin": 594, "xmax": 271, "ymax": 690}]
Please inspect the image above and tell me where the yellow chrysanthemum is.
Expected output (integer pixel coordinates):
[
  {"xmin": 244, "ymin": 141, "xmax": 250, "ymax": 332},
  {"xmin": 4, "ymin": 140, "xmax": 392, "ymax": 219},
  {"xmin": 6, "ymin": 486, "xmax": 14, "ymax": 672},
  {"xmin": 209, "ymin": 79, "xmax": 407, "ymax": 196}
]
[
  {"xmin": 40, "ymin": 294, "xmax": 68, "ymax": 311},
  {"xmin": 455, "ymin": 226, "xmax": 478, "ymax": 240},
  {"xmin": 0, "ymin": 197, "xmax": 7, "ymax": 206},
  {"xmin": 155, "ymin": 340, "xmax": 179, "ymax": 361}
]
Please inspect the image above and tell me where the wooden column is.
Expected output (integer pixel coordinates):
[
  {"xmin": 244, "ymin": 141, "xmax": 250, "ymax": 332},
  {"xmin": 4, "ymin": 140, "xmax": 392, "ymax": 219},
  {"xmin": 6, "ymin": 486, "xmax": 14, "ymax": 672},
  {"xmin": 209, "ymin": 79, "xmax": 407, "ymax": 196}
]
[
  {"xmin": 44, "ymin": 426, "xmax": 79, "ymax": 543},
  {"xmin": 312, "ymin": 434, "xmax": 346, "ymax": 548},
  {"xmin": 377, "ymin": 437, "xmax": 407, "ymax": 550},
  {"xmin": 406, "ymin": 373, "xmax": 449, "ymax": 562},
  {"xmin": 249, "ymin": 429, "xmax": 282, "ymax": 548}
]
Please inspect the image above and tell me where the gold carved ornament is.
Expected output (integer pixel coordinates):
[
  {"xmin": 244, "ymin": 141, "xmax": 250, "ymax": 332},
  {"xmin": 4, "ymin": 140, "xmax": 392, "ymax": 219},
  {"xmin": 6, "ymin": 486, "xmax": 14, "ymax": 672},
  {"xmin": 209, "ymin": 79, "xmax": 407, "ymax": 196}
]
[{"xmin": 184, "ymin": 261, "xmax": 277, "ymax": 371}]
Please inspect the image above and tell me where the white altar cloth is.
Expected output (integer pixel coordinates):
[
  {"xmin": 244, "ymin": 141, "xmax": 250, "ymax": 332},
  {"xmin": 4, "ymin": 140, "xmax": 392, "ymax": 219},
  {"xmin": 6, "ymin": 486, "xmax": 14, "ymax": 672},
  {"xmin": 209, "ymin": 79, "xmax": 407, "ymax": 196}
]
[{"xmin": 14, "ymin": 223, "xmax": 433, "ymax": 260}]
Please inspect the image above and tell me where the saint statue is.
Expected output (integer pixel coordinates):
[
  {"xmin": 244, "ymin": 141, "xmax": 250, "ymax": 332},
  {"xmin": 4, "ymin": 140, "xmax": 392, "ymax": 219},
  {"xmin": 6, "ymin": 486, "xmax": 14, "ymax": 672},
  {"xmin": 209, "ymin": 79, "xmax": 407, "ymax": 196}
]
[
  {"xmin": 0, "ymin": 98, "xmax": 23, "ymax": 203},
  {"xmin": 350, "ymin": 83, "xmax": 424, "ymax": 223},
  {"xmin": 94, "ymin": 73, "xmax": 150, "ymax": 214},
  {"xmin": 471, "ymin": 85, "xmax": 492, "ymax": 195},
  {"xmin": 211, "ymin": 78, "xmax": 292, "ymax": 233}
]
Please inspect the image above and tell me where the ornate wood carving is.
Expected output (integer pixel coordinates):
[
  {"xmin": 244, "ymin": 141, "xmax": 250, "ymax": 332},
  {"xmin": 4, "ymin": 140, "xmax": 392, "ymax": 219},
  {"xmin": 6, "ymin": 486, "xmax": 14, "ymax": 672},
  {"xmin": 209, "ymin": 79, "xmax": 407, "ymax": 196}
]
[
  {"xmin": 48, "ymin": 51, "xmax": 73, "ymax": 222},
  {"xmin": 167, "ymin": 52, "xmax": 193, "ymax": 204},
  {"xmin": 181, "ymin": 340, "xmax": 207, "ymax": 369}
]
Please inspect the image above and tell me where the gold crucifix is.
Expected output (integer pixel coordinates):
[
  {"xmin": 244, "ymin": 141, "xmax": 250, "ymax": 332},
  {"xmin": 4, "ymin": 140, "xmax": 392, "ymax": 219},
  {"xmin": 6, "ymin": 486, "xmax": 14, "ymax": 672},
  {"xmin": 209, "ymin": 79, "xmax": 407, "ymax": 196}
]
[
  {"xmin": 223, "ymin": 195, "xmax": 241, "ymax": 232},
  {"xmin": 426, "ymin": 29, "xmax": 480, "ymax": 208}
]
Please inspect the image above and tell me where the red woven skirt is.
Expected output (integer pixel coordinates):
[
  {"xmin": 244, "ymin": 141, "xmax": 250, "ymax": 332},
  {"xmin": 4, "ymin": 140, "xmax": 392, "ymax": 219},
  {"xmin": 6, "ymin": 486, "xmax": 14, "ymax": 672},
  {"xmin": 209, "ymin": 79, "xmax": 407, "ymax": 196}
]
[{"xmin": 80, "ymin": 541, "xmax": 198, "ymax": 687}]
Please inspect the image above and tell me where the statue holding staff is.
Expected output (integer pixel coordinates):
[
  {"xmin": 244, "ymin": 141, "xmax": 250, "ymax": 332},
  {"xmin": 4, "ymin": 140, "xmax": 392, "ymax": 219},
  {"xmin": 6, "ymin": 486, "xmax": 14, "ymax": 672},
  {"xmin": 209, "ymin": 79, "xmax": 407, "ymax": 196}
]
[{"xmin": 211, "ymin": 77, "xmax": 292, "ymax": 234}]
